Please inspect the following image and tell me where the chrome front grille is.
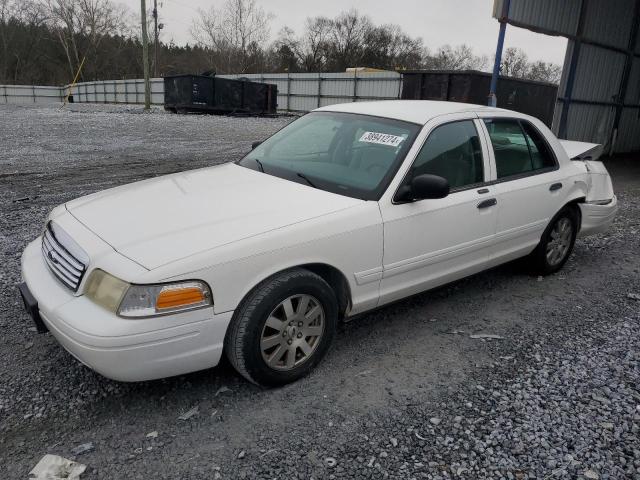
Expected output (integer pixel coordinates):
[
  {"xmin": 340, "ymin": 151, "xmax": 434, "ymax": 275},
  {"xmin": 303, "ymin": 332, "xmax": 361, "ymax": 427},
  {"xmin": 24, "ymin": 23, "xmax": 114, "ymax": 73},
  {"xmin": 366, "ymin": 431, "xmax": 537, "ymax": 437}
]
[{"xmin": 41, "ymin": 223, "xmax": 87, "ymax": 292}]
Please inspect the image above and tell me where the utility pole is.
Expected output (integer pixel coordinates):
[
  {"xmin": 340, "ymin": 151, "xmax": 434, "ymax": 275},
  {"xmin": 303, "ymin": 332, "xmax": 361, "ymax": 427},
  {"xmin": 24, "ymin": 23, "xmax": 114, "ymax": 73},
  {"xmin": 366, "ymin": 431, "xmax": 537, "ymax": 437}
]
[
  {"xmin": 140, "ymin": 0, "xmax": 151, "ymax": 110},
  {"xmin": 153, "ymin": 0, "xmax": 159, "ymax": 77}
]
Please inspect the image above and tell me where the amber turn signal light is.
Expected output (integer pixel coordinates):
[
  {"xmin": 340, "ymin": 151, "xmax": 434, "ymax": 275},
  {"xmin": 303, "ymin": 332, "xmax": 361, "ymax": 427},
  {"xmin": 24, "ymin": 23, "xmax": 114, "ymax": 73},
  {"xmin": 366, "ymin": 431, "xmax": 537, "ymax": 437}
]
[{"xmin": 156, "ymin": 286, "xmax": 206, "ymax": 310}]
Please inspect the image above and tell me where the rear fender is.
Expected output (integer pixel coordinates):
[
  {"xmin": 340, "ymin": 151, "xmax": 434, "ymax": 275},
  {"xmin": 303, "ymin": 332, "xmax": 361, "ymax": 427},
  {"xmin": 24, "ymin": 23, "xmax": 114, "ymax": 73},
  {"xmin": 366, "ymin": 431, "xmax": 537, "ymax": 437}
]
[
  {"xmin": 581, "ymin": 160, "xmax": 615, "ymax": 202},
  {"xmin": 561, "ymin": 139, "xmax": 614, "ymax": 202},
  {"xmin": 567, "ymin": 161, "xmax": 617, "ymax": 236},
  {"xmin": 563, "ymin": 176, "xmax": 588, "ymax": 208}
]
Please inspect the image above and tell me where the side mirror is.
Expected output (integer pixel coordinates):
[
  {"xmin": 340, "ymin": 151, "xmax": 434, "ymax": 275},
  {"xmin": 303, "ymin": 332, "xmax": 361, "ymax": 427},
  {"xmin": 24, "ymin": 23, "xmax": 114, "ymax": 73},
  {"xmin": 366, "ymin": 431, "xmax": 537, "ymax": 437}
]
[
  {"xmin": 395, "ymin": 174, "xmax": 450, "ymax": 203},
  {"xmin": 251, "ymin": 141, "xmax": 262, "ymax": 150}
]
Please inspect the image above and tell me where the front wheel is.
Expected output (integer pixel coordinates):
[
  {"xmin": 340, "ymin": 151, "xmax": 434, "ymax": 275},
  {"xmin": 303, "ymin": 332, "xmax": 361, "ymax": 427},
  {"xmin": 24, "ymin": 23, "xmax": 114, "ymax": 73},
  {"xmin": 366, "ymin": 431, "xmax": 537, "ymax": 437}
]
[
  {"xmin": 224, "ymin": 269, "xmax": 338, "ymax": 386},
  {"xmin": 528, "ymin": 206, "xmax": 578, "ymax": 275}
]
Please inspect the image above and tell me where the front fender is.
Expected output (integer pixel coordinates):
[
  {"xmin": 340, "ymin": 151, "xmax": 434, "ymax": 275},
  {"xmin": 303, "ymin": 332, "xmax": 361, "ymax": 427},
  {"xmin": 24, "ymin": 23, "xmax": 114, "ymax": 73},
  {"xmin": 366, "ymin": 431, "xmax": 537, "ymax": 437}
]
[{"xmin": 146, "ymin": 202, "xmax": 385, "ymax": 316}]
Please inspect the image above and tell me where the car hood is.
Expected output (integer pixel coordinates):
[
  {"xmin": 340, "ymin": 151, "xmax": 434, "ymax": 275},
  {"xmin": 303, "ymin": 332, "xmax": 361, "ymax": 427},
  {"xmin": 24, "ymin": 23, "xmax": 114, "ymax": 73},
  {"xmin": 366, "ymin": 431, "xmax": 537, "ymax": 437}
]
[{"xmin": 66, "ymin": 163, "xmax": 361, "ymax": 270}]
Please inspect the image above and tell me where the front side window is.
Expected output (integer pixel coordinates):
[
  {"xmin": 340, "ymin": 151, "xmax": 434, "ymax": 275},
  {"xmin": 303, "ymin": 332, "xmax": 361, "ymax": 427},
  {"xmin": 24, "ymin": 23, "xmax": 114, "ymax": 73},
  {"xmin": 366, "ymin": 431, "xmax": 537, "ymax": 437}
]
[
  {"xmin": 407, "ymin": 120, "xmax": 484, "ymax": 190},
  {"xmin": 484, "ymin": 119, "xmax": 556, "ymax": 179},
  {"xmin": 238, "ymin": 112, "xmax": 420, "ymax": 200}
]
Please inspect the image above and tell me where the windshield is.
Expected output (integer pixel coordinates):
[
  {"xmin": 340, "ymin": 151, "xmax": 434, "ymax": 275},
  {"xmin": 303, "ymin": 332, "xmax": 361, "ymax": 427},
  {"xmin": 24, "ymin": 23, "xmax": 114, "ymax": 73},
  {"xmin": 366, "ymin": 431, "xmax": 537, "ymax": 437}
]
[{"xmin": 238, "ymin": 111, "xmax": 420, "ymax": 200}]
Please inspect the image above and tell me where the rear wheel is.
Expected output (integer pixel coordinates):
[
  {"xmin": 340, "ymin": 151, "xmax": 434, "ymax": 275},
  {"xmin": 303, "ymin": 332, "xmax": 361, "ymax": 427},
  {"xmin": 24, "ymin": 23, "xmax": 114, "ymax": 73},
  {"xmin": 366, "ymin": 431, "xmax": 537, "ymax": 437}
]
[
  {"xmin": 224, "ymin": 269, "xmax": 338, "ymax": 386},
  {"xmin": 528, "ymin": 206, "xmax": 578, "ymax": 275}
]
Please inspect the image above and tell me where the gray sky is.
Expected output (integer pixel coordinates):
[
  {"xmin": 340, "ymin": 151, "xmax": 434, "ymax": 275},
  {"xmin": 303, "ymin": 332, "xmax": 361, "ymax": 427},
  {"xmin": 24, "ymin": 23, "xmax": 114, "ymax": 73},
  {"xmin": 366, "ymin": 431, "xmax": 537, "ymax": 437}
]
[{"xmin": 128, "ymin": 0, "xmax": 568, "ymax": 66}]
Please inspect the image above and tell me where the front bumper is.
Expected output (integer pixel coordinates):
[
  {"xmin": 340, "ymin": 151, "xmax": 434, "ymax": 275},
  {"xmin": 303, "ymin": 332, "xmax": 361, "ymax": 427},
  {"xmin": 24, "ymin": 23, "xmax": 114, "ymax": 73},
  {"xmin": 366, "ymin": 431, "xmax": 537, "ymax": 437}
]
[
  {"xmin": 578, "ymin": 195, "xmax": 618, "ymax": 237},
  {"xmin": 20, "ymin": 239, "xmax": 233, "ymax": 382}
]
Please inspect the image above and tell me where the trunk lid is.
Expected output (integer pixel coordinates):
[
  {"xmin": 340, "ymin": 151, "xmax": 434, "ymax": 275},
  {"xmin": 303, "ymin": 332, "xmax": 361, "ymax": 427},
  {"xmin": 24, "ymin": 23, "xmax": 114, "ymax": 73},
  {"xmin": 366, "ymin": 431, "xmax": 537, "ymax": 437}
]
[{"xmin": 559, "ymin": 140, "xmax": 603, "ymax": 161}]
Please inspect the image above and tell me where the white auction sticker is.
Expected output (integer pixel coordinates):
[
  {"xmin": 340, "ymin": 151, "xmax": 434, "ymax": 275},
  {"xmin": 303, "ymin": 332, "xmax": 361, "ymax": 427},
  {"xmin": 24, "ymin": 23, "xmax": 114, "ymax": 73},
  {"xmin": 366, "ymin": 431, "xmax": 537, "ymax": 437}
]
[{"xmin": 359, "ymin": 131, "xmax": 405, "ymax": 147}]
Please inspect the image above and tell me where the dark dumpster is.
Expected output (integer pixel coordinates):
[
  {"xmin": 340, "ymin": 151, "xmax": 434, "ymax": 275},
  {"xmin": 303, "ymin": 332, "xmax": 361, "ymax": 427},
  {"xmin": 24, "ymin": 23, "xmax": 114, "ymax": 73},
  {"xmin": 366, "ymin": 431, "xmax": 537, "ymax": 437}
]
[
  {"xmin": 164, "ymin": 74, "xmax": 278, "ymax": 115},
  {"xmin": 401, "ymin": 70, "xmax": 558, "ymax": 126}
]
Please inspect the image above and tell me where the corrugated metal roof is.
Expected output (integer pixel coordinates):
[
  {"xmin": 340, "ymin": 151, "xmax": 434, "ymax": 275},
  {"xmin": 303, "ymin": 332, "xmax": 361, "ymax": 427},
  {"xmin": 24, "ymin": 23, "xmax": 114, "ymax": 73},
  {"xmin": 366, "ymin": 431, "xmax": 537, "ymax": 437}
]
[
  {"xmin": 499, "ymin": 0, "xmax": 640, "ymax": 152},
  {"xmin": 496, "ymin": 0, "xmax": 636, "ymax": 51},
  {"xmin": 582, "ymin": 0, "xmax": 635, "ymax": 50},
  {"xmin": 556, "ymin": 41, "xmax": 574, "ymax": 97},
  {"xmin": 625, "ymin": 58, "xmax": 640, "ymax": 104},
  {"xmin": 616, "ymin": 107, "xmax": 640, "ymax": 152},
  {"xmin": 494, "ymin": 0, "xmax": 580, "ymax": 36},
  {"xmin": 572, "ymin": 44, "xmax": 626, "ymax": 102},
  {"xmin": 565, "ymin": 103, "xmax": 616, "ymax": 144}
]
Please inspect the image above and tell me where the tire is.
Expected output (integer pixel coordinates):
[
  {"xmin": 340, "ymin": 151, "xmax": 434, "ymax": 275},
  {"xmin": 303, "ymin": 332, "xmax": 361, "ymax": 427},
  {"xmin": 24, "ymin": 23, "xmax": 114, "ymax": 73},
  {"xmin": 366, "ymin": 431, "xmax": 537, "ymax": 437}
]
[
  {"xmin": 224, "ymin": 268, "xmax": 338, "ymax": 387},
  {"xmin": 528, "ymin": 205, "xmax": 579, "ymax": 275}
]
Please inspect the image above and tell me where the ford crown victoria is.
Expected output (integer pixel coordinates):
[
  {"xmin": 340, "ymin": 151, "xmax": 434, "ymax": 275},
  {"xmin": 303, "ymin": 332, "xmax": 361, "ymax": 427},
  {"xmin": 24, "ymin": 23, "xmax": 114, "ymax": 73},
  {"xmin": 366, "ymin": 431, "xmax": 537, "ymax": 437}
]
[{"xmin": 19, "ymin": 101, "xmax": 617, "ymax": 386}]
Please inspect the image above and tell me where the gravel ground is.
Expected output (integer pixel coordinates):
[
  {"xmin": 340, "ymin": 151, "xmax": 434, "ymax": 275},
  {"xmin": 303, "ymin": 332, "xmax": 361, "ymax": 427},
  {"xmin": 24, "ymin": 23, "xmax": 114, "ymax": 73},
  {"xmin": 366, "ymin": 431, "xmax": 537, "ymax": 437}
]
[{"xmin": 1, "ymin": 103, "xmax": 639, "ymax": 479}]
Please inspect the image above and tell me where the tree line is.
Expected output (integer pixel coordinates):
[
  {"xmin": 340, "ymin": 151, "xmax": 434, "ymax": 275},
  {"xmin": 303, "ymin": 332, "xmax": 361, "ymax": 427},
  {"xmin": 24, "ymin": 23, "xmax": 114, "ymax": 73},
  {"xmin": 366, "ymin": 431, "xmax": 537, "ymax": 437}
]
[{"xmin": 0, "ymin": 0, "xmax": 562, "ymax": 86}]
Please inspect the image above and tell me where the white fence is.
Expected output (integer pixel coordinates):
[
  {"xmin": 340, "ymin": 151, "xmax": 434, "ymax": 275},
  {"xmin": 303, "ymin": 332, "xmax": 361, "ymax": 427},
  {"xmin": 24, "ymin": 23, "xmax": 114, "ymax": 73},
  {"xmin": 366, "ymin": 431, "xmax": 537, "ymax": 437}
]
[
  {"xmin": 219, "ymin": 72, "xmax": 403, "ymax": 111},
  {"xmin": 67, "ymin": 78, "xmax": 165, "ymax": 105},
  {"xmin": 1, "ymin": 85, "xmax": 63, "ymax": 104},
  {"xmin": 0, "ymin": 72, "xmax": 403, "ymax": 111}
]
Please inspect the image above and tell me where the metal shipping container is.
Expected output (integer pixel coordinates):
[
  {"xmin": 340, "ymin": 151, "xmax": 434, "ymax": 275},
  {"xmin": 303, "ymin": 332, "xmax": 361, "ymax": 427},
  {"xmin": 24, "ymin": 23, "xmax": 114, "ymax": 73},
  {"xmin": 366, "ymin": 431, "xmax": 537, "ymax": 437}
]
[
  {"xmin": 401, "ymin": 70, "xmax": 558, "ymax": 126},
  {"xmin": 164, "ymin": 74, "xmax": 277, "ymax": 115}
]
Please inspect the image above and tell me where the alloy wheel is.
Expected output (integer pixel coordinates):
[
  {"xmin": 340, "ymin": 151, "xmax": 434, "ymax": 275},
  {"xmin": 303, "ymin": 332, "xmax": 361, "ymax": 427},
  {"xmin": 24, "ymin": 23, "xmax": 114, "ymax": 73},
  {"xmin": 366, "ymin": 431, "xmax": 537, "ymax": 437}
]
[
  {"xmin": 260, "ymin": 294, "xmax": 325, "ymax": 371},
  {"xmin": 546, "ymin": 217, "xmax": 573, "ymax": 266}
]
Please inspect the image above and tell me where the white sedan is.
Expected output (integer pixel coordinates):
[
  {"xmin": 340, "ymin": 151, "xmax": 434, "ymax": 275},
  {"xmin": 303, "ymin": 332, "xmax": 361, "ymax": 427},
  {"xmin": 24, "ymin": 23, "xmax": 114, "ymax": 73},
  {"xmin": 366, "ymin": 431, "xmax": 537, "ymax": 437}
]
[{"xmin": 19, "ymin": 101, "xmax": 617, "ymax": 386}]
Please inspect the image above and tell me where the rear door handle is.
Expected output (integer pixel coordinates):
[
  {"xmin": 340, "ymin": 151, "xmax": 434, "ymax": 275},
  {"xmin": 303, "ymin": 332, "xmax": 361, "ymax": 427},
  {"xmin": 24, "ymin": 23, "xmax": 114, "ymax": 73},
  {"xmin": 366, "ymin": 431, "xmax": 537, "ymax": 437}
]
[
  {"xmin": 477, "ymin": 198, "xmax": 497, "ymax": 209},
  {"xmin": 549, "ymin": 182, "xmax": 563, "ymax": 191}
]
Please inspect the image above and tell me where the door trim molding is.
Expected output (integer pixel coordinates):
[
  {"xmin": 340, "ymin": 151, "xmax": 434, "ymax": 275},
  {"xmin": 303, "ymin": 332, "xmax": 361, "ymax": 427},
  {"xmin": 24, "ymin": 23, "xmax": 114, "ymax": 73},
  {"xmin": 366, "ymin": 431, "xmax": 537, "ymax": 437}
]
[{"xmin": 382, "ymin": 234, "xmax": 494, "ymax": 279}]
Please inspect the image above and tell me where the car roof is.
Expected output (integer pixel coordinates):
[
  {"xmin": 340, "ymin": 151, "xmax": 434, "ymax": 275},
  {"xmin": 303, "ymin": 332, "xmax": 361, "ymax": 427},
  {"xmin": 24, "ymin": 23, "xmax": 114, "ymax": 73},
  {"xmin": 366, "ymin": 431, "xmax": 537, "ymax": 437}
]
[{"xmin": 315, "ymin": 100, "xmax": 508, "ymax": 125}]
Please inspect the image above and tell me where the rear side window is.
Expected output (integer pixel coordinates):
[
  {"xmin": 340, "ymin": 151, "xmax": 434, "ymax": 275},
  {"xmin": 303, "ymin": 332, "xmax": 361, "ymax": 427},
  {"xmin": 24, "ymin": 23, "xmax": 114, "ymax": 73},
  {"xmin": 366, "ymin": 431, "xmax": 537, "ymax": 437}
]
[
  {"xmin": 409, "ymin": 120, "xmax": 484, "ymax": 190},
  {"xmin": 484, "ymin": 119, "xmax": 556, "ymax": 179},
  {"xmin": 521, "ymin": 122, "xmax": 556, "ymax": 170}
]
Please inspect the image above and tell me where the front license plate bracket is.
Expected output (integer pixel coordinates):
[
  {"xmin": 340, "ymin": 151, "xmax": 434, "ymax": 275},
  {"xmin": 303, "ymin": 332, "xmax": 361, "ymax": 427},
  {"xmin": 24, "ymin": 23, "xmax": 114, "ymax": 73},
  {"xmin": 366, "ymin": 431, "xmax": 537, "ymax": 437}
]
[{"xmin": 18, "ymin": 283, "xmax": 48, "ymax": 333}]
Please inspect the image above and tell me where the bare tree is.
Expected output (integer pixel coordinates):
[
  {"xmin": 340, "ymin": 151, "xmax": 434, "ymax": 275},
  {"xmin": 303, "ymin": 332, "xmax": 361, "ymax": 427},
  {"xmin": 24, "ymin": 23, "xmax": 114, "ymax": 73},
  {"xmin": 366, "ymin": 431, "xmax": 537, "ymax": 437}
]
[
  {"xmin": 192, "ymin": 0, "xmax": 272, "ymax": 73},
  {"xmin": 274, "ymin": 18, "xmax": 332, "ymax": 72},
  {"xmin": 44, "ymin": 0, "xmax": 127, "ymax": 81},
  {"xmin": 0, "ymin": 0, "xmax": 22, "ymax": 81},
  {"xmin": 325, "ymin": 10, "xmax": 371, "ymax": 71},
  {"xmin": 362, "ymin": 24, "xmax": 424, "ymax": 70},
  {"xmin": 0, "ymin": 0, "xmax": 48, "ymax": 83},
  {"xmin": 275, "ymin": 11, "xmax": 424, "ymax": 73},
  {"xmin": 499, "ymin": 48, "xmax": 562, "ymax": 84},
  {"xmin": 500, "ymin": 47, "xmax": 529, "ymax": 78},
  {"xmin": 425, "ymin": 44, "xmax": 489, "ymax": 71},
  {"xmin": 525, "ymin": 59, "xmax": 562, "ymax": 84}
]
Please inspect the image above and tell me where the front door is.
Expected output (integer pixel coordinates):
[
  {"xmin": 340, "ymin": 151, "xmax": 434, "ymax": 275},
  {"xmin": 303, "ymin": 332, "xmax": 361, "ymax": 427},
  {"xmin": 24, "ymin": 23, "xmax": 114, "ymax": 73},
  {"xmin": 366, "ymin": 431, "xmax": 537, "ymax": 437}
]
[{"xmin": 378, "ymin": 117, "xmax": 498, "ymax": 306}]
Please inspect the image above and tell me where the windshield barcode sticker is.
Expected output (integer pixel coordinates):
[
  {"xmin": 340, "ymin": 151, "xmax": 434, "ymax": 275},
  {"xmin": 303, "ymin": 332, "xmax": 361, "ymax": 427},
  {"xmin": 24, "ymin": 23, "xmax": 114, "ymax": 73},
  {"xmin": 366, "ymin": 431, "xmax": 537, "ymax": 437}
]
[{"xmin": 359, "ymin": 131, "xmax": 405, "ymax": 147}]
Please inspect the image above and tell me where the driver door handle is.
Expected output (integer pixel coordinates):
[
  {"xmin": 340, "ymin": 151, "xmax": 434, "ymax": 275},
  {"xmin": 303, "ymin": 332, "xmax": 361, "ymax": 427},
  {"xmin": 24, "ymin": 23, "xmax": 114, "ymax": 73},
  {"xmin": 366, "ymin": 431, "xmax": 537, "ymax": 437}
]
[{"xmin": 477, "ymin": 198, "xmax": 497, "ymax": 209}]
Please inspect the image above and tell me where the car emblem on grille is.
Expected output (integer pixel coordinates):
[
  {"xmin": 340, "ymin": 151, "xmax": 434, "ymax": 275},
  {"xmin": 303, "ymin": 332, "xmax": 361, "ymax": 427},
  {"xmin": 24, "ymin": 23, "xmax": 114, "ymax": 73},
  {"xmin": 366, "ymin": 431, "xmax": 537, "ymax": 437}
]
[{"xmin": 47, "ymin": 251, "xmax": 59, "ymax": 264}]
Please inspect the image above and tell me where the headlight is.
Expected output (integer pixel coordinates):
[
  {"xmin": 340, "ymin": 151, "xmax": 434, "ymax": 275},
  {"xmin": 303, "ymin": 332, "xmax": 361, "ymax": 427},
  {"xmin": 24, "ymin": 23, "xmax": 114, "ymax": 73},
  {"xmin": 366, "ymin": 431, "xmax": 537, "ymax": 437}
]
[
  {"xmin": 85, "ymin": 269, "xmax": 129, "ymax": 312},
  {"xmin": 119, "ymin": 281, "xmax": 212, "ymax": 318},
  {"xmin": 85, "ymin": 270, "xmax": 213, "ymax": 318}
]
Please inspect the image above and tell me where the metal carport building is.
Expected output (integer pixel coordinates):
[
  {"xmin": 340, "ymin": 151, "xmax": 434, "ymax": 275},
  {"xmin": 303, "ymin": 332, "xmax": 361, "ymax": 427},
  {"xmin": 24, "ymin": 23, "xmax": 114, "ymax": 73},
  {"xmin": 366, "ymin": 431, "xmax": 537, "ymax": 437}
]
[{"xmin": 493, "ymin": 0, "xmax": 640, "ymax": 154}]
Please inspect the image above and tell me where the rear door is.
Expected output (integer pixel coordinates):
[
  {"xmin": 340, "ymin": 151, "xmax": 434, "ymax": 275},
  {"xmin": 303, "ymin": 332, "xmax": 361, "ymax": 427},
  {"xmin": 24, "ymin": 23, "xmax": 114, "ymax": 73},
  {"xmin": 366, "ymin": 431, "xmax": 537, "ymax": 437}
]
[{"xmin": 478, "ymin": 115, "xmax": 567, "ymax": 262}]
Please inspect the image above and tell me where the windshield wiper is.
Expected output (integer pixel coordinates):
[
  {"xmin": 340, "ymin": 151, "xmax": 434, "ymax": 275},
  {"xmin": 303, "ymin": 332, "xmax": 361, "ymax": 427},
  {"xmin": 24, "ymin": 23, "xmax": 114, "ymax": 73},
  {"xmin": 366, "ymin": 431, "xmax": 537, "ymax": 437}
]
[
  {"xmin": 253, "ymin": 158, "xmax": 265, "ymax": 172},
  {"xmin": 296, "ymin": 172, "xmax": 317, "ymax": 189}
]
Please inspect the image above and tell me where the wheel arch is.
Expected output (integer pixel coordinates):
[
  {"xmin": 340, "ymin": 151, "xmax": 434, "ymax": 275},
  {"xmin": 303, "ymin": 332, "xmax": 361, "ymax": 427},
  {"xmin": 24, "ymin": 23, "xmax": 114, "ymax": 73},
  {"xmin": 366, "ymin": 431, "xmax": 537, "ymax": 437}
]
[
  {"xmin": 300, "ymin": 263, "xmax": 352, "ymax": 320},
  {"xmin": 561, "ymin": 195, "xmax": 586, "ymax": 230},
  {"xmin": 232, "ymin": 262, "xmax": 353, "ymax": 322}
]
